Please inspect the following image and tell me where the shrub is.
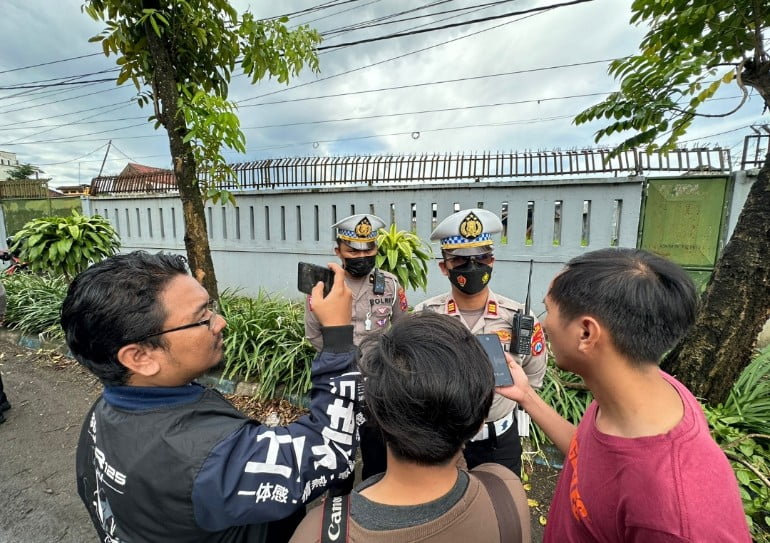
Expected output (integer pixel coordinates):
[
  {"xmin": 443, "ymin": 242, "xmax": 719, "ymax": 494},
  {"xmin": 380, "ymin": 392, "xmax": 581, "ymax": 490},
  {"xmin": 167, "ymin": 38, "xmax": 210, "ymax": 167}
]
[
  {"xmin": 0, "ymin": 273, "xmax": 68, "ymax": 340},
  {"xmin": 705, "ymin": 347, "xmax": 770, "ymax": 541},
  {"xmin": 528, "ymin": 358, "xmax": 592, "ymax": 456},
  {"xmin": 10, "ymin": 210, "xmax": 120, "ymax": 279},
  {"xmin": 376, "ymin": 224, "xmax": 432, "ymax": 291},
  {"xmin": 219, "ymin": 289, "xmax": 314, "ymax": 400}
]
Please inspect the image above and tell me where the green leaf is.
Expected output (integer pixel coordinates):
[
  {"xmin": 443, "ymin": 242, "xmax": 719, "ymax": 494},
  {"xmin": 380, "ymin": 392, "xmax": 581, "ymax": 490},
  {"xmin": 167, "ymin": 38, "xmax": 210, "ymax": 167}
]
[{"xmin": 735, "ymin": 469, "xmax": 751, "ymax": 486}]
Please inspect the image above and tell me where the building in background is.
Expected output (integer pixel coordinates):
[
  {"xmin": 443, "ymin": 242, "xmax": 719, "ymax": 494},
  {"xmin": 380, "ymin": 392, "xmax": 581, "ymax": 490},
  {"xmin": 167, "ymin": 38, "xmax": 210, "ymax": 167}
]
[{"xmin": 0, "ymin": 150, "xmax": 43, "ymax": 181}]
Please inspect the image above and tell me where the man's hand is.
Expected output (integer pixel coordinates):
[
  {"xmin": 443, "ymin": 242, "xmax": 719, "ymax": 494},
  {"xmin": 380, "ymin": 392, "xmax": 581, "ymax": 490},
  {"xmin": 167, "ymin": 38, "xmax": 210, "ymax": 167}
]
[
  {"xmin": 496, "ymin": 353, "xmax": 534, "ymax": 405},
  {"xmin": 498, "ymin": 352, "xmax": 577, "ymax": 456},
  {"xmin": 311, "ymin": 263, "xmax": 352, "ymax": 327}
]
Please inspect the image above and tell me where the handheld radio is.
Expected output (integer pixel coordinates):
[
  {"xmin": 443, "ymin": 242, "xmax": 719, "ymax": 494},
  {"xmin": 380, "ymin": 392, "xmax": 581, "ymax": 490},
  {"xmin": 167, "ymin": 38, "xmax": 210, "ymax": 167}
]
[
  {"xmin": 372, "ymin": 269, "xmax": 386, "ymax": 295},
  {"xmin": 510, "ymin": 260, "xmax": 535, "ymax": 355}
]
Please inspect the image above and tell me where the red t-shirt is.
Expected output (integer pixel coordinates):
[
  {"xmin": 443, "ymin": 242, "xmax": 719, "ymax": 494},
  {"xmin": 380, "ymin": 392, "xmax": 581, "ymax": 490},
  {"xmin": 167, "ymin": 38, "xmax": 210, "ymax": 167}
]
[{"xmin": 545, "ymin": 371, "xmax": 750, "ymax": 543}]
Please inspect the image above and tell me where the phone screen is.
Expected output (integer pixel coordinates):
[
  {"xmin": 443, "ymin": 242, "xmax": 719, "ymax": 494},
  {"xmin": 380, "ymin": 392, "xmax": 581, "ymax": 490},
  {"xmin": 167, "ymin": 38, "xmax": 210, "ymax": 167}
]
[
  {"xmin": 297, "ymin": 262, "xmax": 334, "ymax": 297},
  {"xmin": 477, "ymin": 333, "xmax": 514, "ymax": 387}
]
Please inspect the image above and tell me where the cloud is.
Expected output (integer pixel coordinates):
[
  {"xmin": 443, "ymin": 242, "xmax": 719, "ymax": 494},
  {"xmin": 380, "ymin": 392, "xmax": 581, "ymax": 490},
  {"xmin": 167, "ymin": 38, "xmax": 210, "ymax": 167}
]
[{"xmin": 0, "ymin": 0, "xmax": 764, "ymax": 186}]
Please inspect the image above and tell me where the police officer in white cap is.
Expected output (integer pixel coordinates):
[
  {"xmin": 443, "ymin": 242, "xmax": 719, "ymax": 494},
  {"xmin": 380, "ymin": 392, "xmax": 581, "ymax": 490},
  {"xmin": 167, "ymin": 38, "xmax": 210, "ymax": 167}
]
[
  {"xmin": 414, "ymin": 208, "xmax": 547, "ymax": 476},
  {"xmin": 304, "ymin": 214, "xmax": 408, "ymax": 351},
  {"xmin": 304, "ymin": 213, "xmax": 409, "ymax": 484}
]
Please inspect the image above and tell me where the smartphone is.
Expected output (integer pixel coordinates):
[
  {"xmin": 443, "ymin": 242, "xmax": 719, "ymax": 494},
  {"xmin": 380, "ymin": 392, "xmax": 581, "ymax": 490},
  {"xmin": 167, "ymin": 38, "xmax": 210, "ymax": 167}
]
[
  {"xmin": 297, "ymin": 262, "xmax": 334, "ymax": 297},
  {"xmin": 477, "ymin": 333, "xmax": 514, "ymax": 387}
]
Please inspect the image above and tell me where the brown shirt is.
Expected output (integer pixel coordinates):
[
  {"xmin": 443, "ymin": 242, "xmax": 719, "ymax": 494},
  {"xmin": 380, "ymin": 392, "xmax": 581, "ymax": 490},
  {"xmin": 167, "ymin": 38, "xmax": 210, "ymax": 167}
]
[
  {"xmin": 414, "ymin": 289, "xmax": 547, "ymax": 421},
  {"xmin": 289, "ymin": 463, "xmax": 531, "ymax": 543},
  {"xmin": 305, "ymin": 269, "xmax": 408, "ymax": 350}
]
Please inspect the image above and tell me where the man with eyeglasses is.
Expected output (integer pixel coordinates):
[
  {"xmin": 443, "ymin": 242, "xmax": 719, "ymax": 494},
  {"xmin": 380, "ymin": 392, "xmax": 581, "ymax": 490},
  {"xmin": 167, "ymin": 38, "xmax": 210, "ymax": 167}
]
[
  {"xmin": 61, "ymin": 251, "xmax": 361, "ymax": 543},
  {"xmin": 414, "ymin": 208, "xmax": 547, "ymax": 476}
]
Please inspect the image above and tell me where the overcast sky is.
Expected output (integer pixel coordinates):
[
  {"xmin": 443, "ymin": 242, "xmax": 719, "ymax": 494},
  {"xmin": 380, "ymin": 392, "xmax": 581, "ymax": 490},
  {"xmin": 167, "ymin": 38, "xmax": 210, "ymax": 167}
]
[{"xmin": 1, "ymin": 0, "xmax": 766, "ymax": 186}]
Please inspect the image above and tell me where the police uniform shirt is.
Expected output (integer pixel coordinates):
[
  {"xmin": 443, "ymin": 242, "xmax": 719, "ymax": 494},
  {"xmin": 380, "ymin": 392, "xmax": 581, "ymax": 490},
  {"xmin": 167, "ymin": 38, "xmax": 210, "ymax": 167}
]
[
  {"xmin": 305, "ymin": 269, "xmax": 409, "ymax": 351},
  {"xmin": 414, "ymin": 289, "xmax": 547, "ymax": 421}
]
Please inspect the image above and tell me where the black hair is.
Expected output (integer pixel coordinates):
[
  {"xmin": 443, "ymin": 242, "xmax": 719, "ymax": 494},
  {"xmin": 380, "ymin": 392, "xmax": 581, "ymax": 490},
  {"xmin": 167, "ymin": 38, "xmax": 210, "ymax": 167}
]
[
  {"xmin": 359, "ymin": 312, "xmax": 495, "ymax": 465},
  {"xmin": 60, "ymin": 251, "xmax": 189, "ymax": 386},
  {"xmin": 549, "ymin": 248, "xmax": 697, "ymax": 365}
]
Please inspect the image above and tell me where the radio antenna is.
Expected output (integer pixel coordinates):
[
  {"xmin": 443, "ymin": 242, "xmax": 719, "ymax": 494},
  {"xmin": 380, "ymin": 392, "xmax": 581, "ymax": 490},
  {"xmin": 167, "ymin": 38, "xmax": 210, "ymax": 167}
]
[{"xmin": 524, "ymin": 259, "xmax": 533, "ymax": 315}]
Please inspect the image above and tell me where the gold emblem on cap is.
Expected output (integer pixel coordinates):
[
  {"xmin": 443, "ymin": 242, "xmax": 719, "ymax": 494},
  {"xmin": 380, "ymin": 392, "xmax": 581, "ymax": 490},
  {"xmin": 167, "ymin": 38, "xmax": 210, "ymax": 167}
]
[
  {"xmin": 459, "ymin": 212, "xmax": 483, "ymax": 239},
  {"xmin": 355, "ymin": 217, "xmax": 373, "ymax": 238}
]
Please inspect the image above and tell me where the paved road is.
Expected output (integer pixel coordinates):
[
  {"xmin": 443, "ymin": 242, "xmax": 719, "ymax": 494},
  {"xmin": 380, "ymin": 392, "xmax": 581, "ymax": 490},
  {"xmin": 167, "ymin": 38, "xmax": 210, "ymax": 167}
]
[{"xmin": 0, "ymin": 337, "xmax": 101, "ymax": 543}]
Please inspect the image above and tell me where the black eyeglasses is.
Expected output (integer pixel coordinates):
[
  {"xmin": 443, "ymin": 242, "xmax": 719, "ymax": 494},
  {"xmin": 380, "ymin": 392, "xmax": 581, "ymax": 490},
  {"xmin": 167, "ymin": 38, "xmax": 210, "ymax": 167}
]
[
  {"xmin": 444, "ymin": 253, "xmax": 494, "ymax": 267},
  {"xmin": 128, "ymin": 300, "xmax": 219, "ymax": 343}
]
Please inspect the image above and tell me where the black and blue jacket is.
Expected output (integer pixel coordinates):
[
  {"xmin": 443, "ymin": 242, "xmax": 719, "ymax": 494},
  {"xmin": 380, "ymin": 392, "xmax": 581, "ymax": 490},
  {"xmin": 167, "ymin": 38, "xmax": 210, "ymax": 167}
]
[{"xmin": 76, "ymin": 326, "xmax": 360, "ymax": 542}]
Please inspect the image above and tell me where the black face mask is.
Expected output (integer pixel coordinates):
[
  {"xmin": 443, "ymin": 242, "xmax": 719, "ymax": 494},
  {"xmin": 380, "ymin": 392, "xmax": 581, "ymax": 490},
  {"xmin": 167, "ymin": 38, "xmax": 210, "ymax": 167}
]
[
  {"xmin": 448, "ymin": 261, "xmax": 493, "ymax": 295},
  {"xmin": 344, "ymin": 255, "xmax": 376, "ymax": 277}
]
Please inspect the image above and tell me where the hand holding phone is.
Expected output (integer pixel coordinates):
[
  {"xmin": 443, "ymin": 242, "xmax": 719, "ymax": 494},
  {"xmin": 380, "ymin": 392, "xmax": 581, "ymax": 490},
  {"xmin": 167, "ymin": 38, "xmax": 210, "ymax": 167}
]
[
  {"xmin": 309, "ymin": 263, "xmax": 352, "ymax": 327},
  {"xmin": 298, "ymin": 262, "xmax": 334, "ymax": 297},
  {"xmin": 477, "ymin": 333, "xmax": 514, "ymax": 387}
]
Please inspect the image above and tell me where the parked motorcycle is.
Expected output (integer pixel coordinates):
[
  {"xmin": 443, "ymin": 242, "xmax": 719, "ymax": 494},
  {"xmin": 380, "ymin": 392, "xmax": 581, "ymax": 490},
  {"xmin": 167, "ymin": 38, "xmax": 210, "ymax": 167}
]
[{"xmin": 1, "ymin": 237, "xmax": 29, "ymax": 275}]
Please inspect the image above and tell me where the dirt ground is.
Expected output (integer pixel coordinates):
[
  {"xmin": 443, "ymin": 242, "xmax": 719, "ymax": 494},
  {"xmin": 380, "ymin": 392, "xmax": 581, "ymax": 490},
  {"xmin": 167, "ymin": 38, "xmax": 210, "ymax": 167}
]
[
  {"xmin": 0, "ymin": 336, "xmax": 559, "ymax": 542},
  {"xmin": 0, "ymin": 337, "xmax": 102, "ymax": 543}
]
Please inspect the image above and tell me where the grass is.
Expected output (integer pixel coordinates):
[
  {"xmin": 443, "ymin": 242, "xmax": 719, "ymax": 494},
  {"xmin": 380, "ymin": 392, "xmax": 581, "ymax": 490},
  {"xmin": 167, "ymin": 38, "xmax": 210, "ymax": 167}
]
[
  {"xmin": 0, "ymin": 273, "xmax": 67, "ymax": 341},
  {"xmin": 219, "ymin": 288, "xmax": 315, "ymax": 400},
  {"xmin": 528, "ymin": 357, "xmax": 592, "ymax": 456},
  {"xmin": 704, "ymin": 346, "xmax": 770, "ymax": 541}
]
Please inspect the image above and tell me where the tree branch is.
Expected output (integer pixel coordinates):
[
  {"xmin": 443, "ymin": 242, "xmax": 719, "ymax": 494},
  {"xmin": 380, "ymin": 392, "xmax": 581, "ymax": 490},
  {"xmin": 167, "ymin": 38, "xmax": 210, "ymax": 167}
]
[
  {"xmin": 667, "ymin": 72, "xmax": 748, "ymax": 119},
  {"xmin": 722, "ymin": 433, "xmax": 770, "ymax": 451},
  {"xmin": 724, "ymin": 450, "xmax": 770, "ymax": 489},
  {"xmin": 752, "ymin": 0, "xmax": 766, "ymax": 62}
]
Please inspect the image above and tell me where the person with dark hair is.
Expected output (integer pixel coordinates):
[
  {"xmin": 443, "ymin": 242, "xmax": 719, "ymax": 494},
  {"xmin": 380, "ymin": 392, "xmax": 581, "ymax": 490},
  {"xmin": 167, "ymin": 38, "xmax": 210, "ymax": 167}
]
[
  {"xmin": 290, "ymin": 312, "xmax": 531, "ymax": 542},
  {"xmin": 498, "ymin": 247, "xmax": 750, "ymax": 542},
  {"xmin": 414, "ymin": 208, "xmax": 547, "ymax": 477},
  {"xmin": 62, "ymin": 251, "xmax": 362, "ymax": 543},
  {"xmin": 305, "ymin": 214, "xmax": 409, "ymax": 485},
  {"xmin": 0, "ymin": 372, "xmax": 9, "ymax": 425}
]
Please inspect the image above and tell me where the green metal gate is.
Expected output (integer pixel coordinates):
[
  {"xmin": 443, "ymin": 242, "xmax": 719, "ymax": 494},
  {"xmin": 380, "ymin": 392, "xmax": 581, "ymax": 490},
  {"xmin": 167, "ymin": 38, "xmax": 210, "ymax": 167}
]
[{"xmin": 638, "ymin": 176, "xmax": 731, "ymax": 292}]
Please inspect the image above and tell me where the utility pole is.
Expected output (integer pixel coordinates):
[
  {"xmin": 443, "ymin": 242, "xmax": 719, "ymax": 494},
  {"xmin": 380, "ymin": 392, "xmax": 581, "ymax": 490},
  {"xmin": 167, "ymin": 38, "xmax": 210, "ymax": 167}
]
[{"xmin": 97, "ymin": 140, "xmax": 112, "ymax": 178}]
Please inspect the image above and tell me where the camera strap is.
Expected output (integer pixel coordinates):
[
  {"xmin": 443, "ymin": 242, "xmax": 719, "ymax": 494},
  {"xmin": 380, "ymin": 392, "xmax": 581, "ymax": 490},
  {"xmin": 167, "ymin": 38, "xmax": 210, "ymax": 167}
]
[
  {"xmin": 473, "ymin": 469, "xmax": 522, "ymax": 542},
  {"xmin": 320, "ymin": 493, "xmax": 351, "ymax": 543}
]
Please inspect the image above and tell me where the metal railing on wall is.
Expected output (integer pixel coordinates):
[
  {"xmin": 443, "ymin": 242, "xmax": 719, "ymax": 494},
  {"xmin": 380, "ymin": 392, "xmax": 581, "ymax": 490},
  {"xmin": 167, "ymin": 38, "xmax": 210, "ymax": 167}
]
[
  {"xmin": 0, "ymin": 179, "xmax": 50, "ymax": 199},
  {"xmin": 741, "ymin": 132, "xmax": 770, "ymax": 169},
  {"xmin": 90, "ymin": 172, "xmax": 178, "ymax": 196},
  {"xmin": 89, "ymin": 145, "xmax": 732, "ymax": 195}
]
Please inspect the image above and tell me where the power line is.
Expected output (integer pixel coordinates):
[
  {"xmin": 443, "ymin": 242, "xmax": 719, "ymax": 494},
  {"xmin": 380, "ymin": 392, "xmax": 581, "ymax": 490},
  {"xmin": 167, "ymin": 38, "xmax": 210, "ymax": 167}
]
[
  {"xmin": 240, "ymin": 92, "xmax": 611, "ymax": 131},
  {"xmin": 4, "ymin": 0, "xmax": 587, "ymax": 104},
  {"xmin": 0, "ymin": 85, "xmax": 126, "ymax": 116},
  {"xmin": 0, "ymin": 115, "xmax": 145, "ymax": 132},
  {"xmin": 0, "ymin": 121, "xmax": 149, "ymax": 146},
  {"xmin": 1, "ymin": 91, "xmax": 609, "ymax": 145},
  {"xmin": 317, "ymin": 0, "xmax": 593, "ymax": 51},
  {"xmin": 0, "ymin": 59, "xmax": 615, "ymax": 135},
  {"xmin": 0, "ymin": 78, "xmax": 117, "ymax": 90},
  {"xmin": 240, "ymin": 58, "xmax": 623, "ymax": 109},
  {"xmin": 273, "ymin": 0, "xmax": 364, "ymax": 21},
  {"xmin": 234, "ymin": 114, "xmax": 577, "ymax": 154},
  {"xmin": 0, "ymin": 68, "xmax": 119, "ymax": 89},
  {"xmin": 2, "ymin": 101, "xmax": 134, "ymax": 128},
  {"xmin": 238, "ymin": 3, "xmax": 568, "ymax": 105},
  {"xmin": 3, "ymin": 104, "xmax": 136, "ymax": 145},
  {"xmin": 0, "ymin": 53, "xmax": 102, "ymax": 75},
  {"xmin": 323, "ymin": 0, "xmax": 519, "ymax": 37},
  {"xmin": 293, "ymin": 0, "xmax": 385, "ymax": 27},
  {"xmin": 36, "ymin": 143, "xmax": 111, "ymax": 166}
]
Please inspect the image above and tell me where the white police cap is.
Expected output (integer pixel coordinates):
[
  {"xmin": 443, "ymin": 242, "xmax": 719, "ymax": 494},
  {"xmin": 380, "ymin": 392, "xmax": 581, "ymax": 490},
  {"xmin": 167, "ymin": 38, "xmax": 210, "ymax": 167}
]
[
  {"xmin": 430, "ymin": 208, "xmax": 503, "ymax": 256},
  {"xmin": 332, "ymin": 214, "xmax": 386, "ymax": 250}
]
